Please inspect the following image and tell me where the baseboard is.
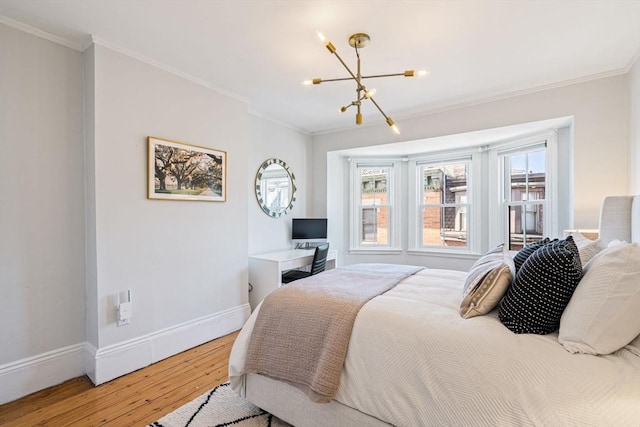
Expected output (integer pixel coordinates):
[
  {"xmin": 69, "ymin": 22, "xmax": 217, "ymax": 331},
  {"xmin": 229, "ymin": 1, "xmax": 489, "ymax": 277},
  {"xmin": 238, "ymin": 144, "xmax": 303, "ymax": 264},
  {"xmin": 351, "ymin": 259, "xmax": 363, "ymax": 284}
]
[
  {"xmin": 89, "ymin": 303, "xmax": 251, "ymax": 385},
  {"xmin": 0, "ymin": 304, "xmax": 251, "ymax": 404},
  {"xmin": 0, "ymin": 343, "xmax": 88, "ymax": 405}
]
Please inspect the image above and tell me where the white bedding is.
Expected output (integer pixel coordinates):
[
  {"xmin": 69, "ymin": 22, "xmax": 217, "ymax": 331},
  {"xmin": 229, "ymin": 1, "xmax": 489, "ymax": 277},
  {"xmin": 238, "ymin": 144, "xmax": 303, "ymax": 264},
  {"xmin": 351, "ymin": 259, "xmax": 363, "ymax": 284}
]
[{"xmin": 230, "ymin": 268, "xmax": 640, "ymax": 426}]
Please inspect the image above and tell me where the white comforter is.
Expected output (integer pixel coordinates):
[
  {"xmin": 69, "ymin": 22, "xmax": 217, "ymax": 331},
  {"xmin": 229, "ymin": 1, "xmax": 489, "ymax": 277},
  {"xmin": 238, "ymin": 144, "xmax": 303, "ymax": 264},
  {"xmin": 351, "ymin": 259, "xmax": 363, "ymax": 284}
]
[{"xmin": 230, "ymin": 268, "xmax": 640, "ymax": 426}]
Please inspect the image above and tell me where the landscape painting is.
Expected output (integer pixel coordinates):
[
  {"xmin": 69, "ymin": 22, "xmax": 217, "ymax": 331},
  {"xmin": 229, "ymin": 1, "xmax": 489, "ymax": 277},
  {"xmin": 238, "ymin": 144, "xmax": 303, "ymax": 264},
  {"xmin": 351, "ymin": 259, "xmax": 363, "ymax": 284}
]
[{"xmin": 148, "ymin": 136, "xmax": 226, "ymax": 201}]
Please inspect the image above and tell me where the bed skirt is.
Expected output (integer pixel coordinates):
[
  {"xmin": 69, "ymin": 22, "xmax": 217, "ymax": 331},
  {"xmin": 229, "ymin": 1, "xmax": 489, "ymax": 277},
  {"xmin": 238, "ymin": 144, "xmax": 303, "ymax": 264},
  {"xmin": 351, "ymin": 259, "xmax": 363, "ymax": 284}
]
[{"xmin": 245, "ymin": 374, "xmax": 391, "ymax": 427}]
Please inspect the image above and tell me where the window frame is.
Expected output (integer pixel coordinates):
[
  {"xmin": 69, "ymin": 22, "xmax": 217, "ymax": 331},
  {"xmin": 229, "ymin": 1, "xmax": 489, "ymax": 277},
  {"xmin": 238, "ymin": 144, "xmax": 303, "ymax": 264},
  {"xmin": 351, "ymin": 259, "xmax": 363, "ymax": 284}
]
[
  {"xmin": 488, "ymin": 131, "xmax": 559, "ymax": 248},
  {"xmin": 408, "ymin": 150, "xmax": 481, "ymax": 255},
  {"xmin": 349, "ymin": 159, "xmax": 402, "ymax": 253}
]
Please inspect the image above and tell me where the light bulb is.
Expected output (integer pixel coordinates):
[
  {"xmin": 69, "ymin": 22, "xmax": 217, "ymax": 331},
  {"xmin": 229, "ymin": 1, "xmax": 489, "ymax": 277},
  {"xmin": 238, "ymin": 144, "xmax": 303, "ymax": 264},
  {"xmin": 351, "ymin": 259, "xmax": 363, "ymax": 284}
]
[
  {"xmin": 315, "ymin": 31, "xmax": 336, "ymax": 52},
  {"xmin": 302, "ymin": 80, "xmax": 313, "ymax": 86},
  {"xmin": 386, "ymin": 117, "xmax": 400, "ymax": 134},
  {"xmin": 404, "ymin": 70, "xmax": 429, "ymax": 77},
  {"xmin": 364, "ymin": 88, "xmax": 376, "ymax": 99},
  {"xmin": 340, "ymin": 106, "xmax": 348, "ymax": 113}
]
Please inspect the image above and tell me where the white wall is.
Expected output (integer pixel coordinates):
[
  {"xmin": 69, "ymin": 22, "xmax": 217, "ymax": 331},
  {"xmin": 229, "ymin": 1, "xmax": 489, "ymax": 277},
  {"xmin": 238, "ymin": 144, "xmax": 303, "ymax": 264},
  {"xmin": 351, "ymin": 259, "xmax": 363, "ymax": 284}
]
[
  {"xmin": 85, "ymin": 43, "xmax": 250, "ymax": 383},
  {"xmin": 313, "ymin": 74, "xmax": 630, "ymax": 268},
  {"xmin": 630, "ymin": 56, "xmax": 640, "ymax": 194},
  {"xmin": 248, "ymin": 115, "xmax": 312, "ymax": 255},
  {"xmin": 0, "ymin": 24, "xmax": 87, "ymax": 401},
  {"xmin": 0, "ymin": 22, "xmax": 257, "ymax": 401}
]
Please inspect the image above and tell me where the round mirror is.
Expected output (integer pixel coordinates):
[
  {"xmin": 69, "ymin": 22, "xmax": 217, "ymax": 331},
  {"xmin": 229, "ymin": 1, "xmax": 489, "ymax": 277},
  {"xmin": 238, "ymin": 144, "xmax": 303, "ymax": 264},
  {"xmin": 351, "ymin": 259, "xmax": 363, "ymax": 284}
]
[{"xmin": 255, "ymin": 158, "xmax": 296, "ymax": 217}]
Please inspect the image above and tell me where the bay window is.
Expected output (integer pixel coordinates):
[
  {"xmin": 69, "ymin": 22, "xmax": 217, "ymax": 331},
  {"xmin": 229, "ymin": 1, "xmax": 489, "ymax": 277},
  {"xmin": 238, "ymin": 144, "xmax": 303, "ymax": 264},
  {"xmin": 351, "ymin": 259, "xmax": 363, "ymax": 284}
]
[{"xmin": 348, "ymin": 130, "xmax": 558, "ymax": 255}]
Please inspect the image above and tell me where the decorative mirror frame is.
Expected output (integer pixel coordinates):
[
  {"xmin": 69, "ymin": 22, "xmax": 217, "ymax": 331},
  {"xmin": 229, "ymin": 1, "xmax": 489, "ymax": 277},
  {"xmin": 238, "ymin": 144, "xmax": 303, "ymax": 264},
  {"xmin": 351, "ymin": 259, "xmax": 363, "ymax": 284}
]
[{"xmin": 255, "ymin": 158, "xmax": 297, "ymax": 218}]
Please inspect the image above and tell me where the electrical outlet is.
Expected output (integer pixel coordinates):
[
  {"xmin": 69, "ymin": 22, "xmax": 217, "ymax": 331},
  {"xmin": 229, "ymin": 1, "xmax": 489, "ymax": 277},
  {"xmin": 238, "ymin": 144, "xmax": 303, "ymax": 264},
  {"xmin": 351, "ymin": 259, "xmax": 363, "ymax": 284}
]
[{"xmin": 117, "ymin": 301, "xmax": 132, "ymax": 327}]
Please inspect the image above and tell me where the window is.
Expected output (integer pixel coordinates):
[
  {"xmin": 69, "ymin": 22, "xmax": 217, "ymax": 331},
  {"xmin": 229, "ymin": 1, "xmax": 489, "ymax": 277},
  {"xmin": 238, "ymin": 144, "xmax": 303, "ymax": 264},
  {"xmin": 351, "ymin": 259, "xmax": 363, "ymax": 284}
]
[
  {"xmin": 417, "ymin": 160, "xmax": 470, "ymax": 249},
  {"xmin": 502, "ymin": 148, "xmax": 546, "ymax": 250},
  {"xmin": 350, "ymin": 162, "xmax": 401, "ymax": 251},
  {"xmin": 489, "ymin": 132, "xmax": 558, "ymax": 250},
  {"xmin": 359, "ymin": 166, "xmax": 390, "ymax": 245},
  {"xmin": 348, "ymin": 130, "xmax": 558, "ymax": 256},
  {"xmin": 498, "ymin": 142, "xmax": 549, "ymax": 251}
]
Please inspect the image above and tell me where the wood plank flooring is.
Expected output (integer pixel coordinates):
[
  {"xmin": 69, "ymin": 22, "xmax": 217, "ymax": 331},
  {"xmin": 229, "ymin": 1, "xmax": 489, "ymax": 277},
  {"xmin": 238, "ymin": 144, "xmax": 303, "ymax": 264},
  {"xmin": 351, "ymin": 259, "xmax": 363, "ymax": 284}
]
[{"xmin": 0, "ymin": 330, "xmax": 239, "ymax": 426}]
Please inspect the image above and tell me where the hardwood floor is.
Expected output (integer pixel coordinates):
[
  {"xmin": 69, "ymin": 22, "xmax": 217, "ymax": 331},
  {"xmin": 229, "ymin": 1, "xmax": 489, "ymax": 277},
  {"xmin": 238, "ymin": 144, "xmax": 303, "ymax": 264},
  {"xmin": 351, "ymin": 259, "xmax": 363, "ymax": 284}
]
[{"xmin": 0, "ymin": 330, "xmax": 240, "ymax": 426}]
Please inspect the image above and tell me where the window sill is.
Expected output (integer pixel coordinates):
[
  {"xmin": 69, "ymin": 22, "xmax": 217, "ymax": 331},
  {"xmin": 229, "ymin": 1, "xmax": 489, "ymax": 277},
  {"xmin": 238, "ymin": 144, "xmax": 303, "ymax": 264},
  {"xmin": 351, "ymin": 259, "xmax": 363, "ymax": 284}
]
[
  {"xmin": 349, "ymin": 248, "xmax": 404, "ymax": 255},
  {"xmin": 406, "ymin": 250, "xmax": 481, "ymax": 260}
]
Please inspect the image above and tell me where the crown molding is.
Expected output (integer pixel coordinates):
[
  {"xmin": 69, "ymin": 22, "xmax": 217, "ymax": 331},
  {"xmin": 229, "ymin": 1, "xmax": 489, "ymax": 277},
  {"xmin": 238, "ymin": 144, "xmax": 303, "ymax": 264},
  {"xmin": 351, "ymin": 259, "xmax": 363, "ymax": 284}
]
[
  {"xmin": 400, "ymin": 66, "xmax": 630, "ymax": 119},
  {"xmin": 624, "ymin": 46, "xmax": 640, "ymax": 72},
  {"xmin": 311, "ymin": 65, "xmax": 632, "ymax": 136},
  {"xmin": 248, "ymin": 109, "xmax": 311, "ymax": 136},
  {"xmin": 89, "ymin": 36, "xmax": 248, "ymax": 105},
  {"xmin": 0, "ymin": 15, "xmax": 83, "ymax": 51},
  {"xmin": 0, "ymin": 18, "xmax": 249, "ymax": 105}
]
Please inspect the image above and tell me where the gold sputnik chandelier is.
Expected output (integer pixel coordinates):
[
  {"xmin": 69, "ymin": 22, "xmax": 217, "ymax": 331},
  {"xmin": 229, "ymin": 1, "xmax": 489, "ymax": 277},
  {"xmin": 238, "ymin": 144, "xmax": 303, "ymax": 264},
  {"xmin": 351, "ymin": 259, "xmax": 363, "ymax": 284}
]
[{"xmin": 303, "ymin": 32, "xmax": 428, "ymax": 134}]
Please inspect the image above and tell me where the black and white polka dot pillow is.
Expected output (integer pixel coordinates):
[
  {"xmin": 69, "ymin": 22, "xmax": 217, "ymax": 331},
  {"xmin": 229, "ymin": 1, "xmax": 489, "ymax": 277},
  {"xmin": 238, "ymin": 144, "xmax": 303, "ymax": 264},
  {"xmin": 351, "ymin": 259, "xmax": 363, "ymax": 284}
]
[
  {"xmin": 498, "ymin": 236, "xmax": 583, "ymax": 334},
  {"xmin": 513, "ymin": 238, "xmax": 551, "ymax": 273}
]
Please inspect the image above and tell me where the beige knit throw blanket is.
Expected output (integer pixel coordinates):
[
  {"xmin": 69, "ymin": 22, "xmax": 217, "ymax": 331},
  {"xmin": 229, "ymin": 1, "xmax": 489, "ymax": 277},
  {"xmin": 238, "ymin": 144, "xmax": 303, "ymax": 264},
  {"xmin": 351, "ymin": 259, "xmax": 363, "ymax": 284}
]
[{"xmin": 244, "ymin": 263, "xmax": 424, "ymax": 403}]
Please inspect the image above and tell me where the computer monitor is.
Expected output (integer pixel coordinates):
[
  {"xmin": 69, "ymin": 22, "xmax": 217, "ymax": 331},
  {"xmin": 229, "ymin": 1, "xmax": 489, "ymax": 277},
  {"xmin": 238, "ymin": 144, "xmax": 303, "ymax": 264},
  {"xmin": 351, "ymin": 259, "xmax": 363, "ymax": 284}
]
[{"xmin": 292, "ymin": 218, "xmax": 327, "ymax": 248}]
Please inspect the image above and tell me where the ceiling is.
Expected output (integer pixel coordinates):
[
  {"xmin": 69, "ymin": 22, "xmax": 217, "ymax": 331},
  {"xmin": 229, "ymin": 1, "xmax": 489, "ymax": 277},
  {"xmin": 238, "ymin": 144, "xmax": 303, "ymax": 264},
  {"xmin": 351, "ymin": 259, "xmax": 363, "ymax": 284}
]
[{"xmin": 1, "ymin": 1, "xmax": 639, "ymax": 135}]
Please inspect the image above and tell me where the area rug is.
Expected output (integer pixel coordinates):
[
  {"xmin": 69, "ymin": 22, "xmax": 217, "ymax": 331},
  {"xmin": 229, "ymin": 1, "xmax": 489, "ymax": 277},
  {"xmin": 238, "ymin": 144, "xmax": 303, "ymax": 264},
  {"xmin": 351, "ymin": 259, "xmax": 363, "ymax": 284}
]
[{"xmin": 149, "ymin": 382, "xmax": 291, "ymax": 427}]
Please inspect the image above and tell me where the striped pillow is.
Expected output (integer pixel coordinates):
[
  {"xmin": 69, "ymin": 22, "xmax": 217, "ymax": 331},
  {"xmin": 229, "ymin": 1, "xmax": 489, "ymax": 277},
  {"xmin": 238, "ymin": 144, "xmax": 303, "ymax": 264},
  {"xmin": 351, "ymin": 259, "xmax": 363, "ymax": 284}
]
[
  {"xmin": 499, "ymin": 236, "xmax": 583, "ymax": 334},
  {"xmin": 460, "ymin": 244, "xmax": 515, "ymax": 319}
]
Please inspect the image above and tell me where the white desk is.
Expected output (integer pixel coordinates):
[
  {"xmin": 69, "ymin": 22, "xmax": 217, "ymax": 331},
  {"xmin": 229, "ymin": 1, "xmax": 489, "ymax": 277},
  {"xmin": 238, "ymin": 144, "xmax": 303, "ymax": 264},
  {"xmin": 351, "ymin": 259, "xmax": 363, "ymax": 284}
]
[{"xmin": 248, "ymin": 249, "xmax": 338, "ymax": 310}]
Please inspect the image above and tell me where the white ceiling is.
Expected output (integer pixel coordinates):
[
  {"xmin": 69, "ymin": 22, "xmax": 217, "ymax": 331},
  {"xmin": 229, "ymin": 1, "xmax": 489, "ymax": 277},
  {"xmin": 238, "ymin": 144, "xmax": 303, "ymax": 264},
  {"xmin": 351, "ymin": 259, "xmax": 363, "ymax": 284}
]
[{"xmin": 1, "ymin": 1, "xmax": 639, "ymax": 135}]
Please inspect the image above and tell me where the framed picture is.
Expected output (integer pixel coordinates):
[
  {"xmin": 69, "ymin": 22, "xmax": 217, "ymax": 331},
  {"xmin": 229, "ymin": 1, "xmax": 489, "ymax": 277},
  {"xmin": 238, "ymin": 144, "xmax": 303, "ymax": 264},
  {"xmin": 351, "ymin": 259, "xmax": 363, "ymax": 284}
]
[{"xmin": 148, "ymin": 136, "xmax": 226, "ymax": 202}]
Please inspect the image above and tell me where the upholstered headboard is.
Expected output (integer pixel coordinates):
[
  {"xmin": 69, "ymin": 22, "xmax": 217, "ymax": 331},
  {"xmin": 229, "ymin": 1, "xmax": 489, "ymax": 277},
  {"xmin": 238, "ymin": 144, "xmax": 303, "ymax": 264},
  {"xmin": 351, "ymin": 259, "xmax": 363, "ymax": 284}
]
[{"xmin": 598, "ymin": 195, "xmax": 640, "ymax": 245}]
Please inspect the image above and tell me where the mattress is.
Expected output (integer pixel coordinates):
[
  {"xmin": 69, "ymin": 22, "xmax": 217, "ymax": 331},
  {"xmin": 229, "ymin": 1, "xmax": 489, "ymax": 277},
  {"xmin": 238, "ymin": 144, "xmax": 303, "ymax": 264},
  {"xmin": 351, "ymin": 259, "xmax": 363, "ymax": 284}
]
[{"xmin": 230, "ymin": 267, "xmax": 640, "ymax": 426}]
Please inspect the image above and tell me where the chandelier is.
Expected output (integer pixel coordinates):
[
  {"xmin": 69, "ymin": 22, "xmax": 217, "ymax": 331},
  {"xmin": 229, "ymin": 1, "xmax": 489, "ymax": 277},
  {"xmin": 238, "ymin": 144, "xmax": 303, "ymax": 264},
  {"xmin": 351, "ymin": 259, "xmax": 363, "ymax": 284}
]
[{"xmin": 303, "ymin": 32, "xmax": 428, "ymax": 134}]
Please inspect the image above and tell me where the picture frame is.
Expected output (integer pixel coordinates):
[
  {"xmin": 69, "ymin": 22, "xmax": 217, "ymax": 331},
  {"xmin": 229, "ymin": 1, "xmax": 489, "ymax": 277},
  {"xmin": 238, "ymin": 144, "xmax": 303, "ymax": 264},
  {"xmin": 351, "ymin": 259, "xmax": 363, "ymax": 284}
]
[{"xmin": 148, "ymin": 136, "xmax": 226, "ymax": 202}]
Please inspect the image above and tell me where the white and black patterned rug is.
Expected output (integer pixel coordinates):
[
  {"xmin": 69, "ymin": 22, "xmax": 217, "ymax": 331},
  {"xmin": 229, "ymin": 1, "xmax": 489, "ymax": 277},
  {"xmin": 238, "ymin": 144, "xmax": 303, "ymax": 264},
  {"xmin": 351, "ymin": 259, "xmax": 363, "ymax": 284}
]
[{"xmin": 149, "ymin": 382, "xmax": 291, "ymax": 427}]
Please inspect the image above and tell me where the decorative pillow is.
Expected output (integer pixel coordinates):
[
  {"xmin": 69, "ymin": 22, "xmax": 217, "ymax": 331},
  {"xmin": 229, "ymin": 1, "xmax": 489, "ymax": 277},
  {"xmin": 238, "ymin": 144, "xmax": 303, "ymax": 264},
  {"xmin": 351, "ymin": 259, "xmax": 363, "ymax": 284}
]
[
  {"xmin": 559, "ymin": 243, "xmax": 640, "ymax": 355},
  {"xmin": 513, "ymin": 238, "xmax": 551, "ymax": 273},
  {"xmin": 625, "ymin": 334, "xmax": 640, "ymax": 357},
  {"xmin": 460, "ymin": 244, "xmax": 515, "ymax": 319},
  {"xmin": 607, "ymin": 239, "xmax": 627, "ymax": 248},
  {"xmin": 567, "ymin": 231, "xmax": 602, "ymax": 267},
  {"xmin": 499, "ymin": 236, "xmax": 583, "ymax": 334}
]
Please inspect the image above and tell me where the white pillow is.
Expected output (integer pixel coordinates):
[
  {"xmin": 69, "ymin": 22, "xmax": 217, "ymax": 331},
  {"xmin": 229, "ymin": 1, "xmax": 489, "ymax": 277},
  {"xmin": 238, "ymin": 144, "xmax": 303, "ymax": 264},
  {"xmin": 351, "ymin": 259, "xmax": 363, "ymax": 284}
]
[
  {"xmin": 559, "ymin": 243, "xmax": 640, "ymax": 355},
  {"xmin": 568, "ymin": 231, "xmax": 602, "ymax": 267},
  {"xmin": 607, "ymin": 238, "xmax": 627, "ymax": 248}
]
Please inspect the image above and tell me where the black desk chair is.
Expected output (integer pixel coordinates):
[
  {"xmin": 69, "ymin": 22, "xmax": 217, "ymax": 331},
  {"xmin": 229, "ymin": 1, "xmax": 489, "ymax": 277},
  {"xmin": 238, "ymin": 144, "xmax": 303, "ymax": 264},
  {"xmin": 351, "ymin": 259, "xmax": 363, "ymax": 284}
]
[{"xmin": 282, "ymin": 243, "xmax": 330, "ymax": 284}]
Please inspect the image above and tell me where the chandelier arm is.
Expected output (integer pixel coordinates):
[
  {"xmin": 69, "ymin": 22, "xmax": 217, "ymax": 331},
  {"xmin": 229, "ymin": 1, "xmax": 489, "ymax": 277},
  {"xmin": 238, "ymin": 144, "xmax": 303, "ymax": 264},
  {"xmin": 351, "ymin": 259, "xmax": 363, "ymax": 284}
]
[
  {"xmin": 330, "ymin": 50, "xmax": 359, "ymax": 82},
  {"xmin": 369, "ymin": 97, "xmax": 400, "ymax": 134},
  {"xmin": 367, "ymin": 96, "xmax": 390, "ymax": 120},
  {"xmin": 361, "ymin": 72, "xmax": 406, "ymax": 79},
  {"xmin": 315, "ymin": 77, "xmax": 356, "ymax": 83}
]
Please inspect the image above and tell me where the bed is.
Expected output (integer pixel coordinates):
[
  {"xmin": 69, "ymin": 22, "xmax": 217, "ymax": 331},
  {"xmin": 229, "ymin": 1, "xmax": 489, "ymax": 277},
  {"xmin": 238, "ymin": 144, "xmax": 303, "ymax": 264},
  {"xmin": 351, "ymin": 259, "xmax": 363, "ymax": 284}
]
[{"xmin": 230, "ymin": 196, "xmax": 640, "ymax": 426}]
